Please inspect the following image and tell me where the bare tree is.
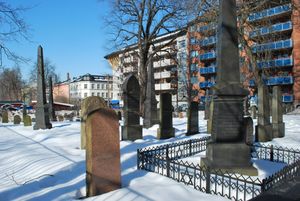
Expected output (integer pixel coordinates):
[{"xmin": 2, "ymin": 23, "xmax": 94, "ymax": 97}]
[
  {"xmin": 106, "ymin": 0, "xmax": 194, "ymax": 115},
  {"xmin": 0, "ymin": 67, "xmax": 23, "ymax": 100},
  {"xmin": 0, "ymin": 1, "xmax": 29, "ymax": 66}
]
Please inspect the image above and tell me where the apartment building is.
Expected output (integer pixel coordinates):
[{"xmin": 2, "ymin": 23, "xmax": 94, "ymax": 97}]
[
  {"xmin": 69, "ymin": 74, "xmax": 114, "ymax": 102},
  {"xmin": 105, "ymin": 31, "xmax": 187, "ymax": 107}
]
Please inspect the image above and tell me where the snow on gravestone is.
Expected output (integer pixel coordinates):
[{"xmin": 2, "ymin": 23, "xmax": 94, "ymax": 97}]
[
  {"xmin": 80, "ymin": 96, "xmax": 106, "ymax": 149},
  {"xmin": 85, "ymin": 97, "xmax": 121, "ymax": 197}
]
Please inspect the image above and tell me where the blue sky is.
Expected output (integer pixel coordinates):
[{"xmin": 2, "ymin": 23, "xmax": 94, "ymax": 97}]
[{"xmin": 4, "ymin": 0, "xmax": 113, "ymax": 81}]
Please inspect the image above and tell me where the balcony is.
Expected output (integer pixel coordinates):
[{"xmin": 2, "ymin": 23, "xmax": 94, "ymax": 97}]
[
  {"xmin": 199, "ymin": 51, "xmax": 216, "ymax": 61},
  {"xmin": 198, "ymin": 23, "xmax": 217, "ymax": 33},
  {"xmin": 154, "ymin": 71, "xmax": 172, "ymax": 79},
  {"xmin": 155, "ymin": 83, "xmax": 174, "ymax": 90},
  {"xmin": 265, "ymin": 76, "xmax": 293, "ymax": 86},
  {"xmin": 199, "ymin": 36, "xmax": 217, "ymax": 47},
  {"xmin": 252, "ymin": 39, "xmax": 293, "ymax": 53},
  {"xmin": 257, "ymin": 57, "xmax": 293, "ymax": 69},
  {"xmin": 282, "ymin": 94, "xmax": 293, "ymax": 103},
  {"xmin": 249, "ymin": 21, "xmax": 292, "ymax": 38},
  {"xmin": 199, "ymin": 81, "xmax": 216, "ymax": 89},
  {"xmin": 248, "ymin": 4, "xmax": 292, "ymax": 22},
  {"xmin": 199, "ymin": 66, "xmax": 217, "ymax": 74},
  {"xmin": 153, "ymin": 59, "xmax": 174, "ymax": 68},
  {"xmin": 191, "ymin": 76, "xmax": 198, "ymax": 84}
]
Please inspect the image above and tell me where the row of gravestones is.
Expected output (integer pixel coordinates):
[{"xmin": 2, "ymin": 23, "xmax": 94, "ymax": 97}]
[
  {"xmin": 80, "ymin": 74, "xmax": 200, "ymax": 197},
  {"xmin": 1, "ymin": 111, "xmax": 33, "ymax": 126}
]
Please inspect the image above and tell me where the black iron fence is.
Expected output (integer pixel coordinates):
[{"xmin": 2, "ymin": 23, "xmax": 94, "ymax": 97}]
[{"xmin": 137, "ymin": 137, "xmax": 300, "ymax": 201}]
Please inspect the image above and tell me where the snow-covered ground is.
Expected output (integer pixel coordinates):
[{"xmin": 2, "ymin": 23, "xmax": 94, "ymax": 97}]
[{"xmin": 0, "ymin": 112, "xmax": 299, "ymax": 201}]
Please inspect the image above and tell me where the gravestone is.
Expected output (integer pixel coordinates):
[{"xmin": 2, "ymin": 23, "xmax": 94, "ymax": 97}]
[
  {"xmin": 80, "ymin": 96, "xmax": 107, "ymax": 149},
  {"xmin": 2, "ymin": 110, "xmax": 8, "ymax": 123},
  {"xmin": 86, "ymin": 97, "xmax": 121, "ymax": 197},
  {"xmin": 243, "ymin": 116, "xmax": 254, "ymax": 145},
  {"xmin": 33, "ymin": 46, "xmax": 52, "ymax": 130},
  {"xmin": 157, "ymin": 93, "xmax": 175, "ymax": 139},
  {"xmin": 202, "ymin": 0, "xmax": 257, "ymax": 175},
  {"xmin": 121, "ymin": 74, "xmax": 142, "ymax": 141},
  {"xmin": 57, "ymin": 115, "xmax": 64, "ymax": 122},
  {"xmin": 204, "ymin": 90, "xmax": 210, "ymax": 120},
  {"xmin": 23, "ymin": 115, "xmax": 32, "ymax": 126},
  {"xmin": 144, "ymin": 57, "xmax": 159, "ymax": 128},
  {"xmin": 250, "ymin": 106, "xmax": 257, "ymax": 119},
  {"xmin": 207, "ymin": 100, "xmax": 214, "ymax": 134},
  {"xmin": 272, "ymin": 86, "xmax": 285, "ymax": 138},
  {"xmin": 48, "ymin": 76, "xmax": 57, "ymax": 121},
  {"xmin": 255, "ymin": 85, "xmax": 273, "ymax": 142},
  {"xmin": 187, "ymin": 101, "xmax": 199, "ymax": 135},
  {"xmin": 22, "ymin": 105, "xmax": 27, "ymax": 119},
  {"xmin": 14, "ymin": 115, "xmax": 21, "ymax": 125}
]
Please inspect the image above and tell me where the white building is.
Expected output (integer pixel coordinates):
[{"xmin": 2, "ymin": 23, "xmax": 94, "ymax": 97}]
[{"xmin": 69, "ymin": 74, "xmax": 114, "ymax": 102}]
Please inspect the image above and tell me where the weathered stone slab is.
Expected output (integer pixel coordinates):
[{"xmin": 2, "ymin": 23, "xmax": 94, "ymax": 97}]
[
  {"xmin": 157, "ymin": 93, "xmax": 174, "ymax": 139},
  {"xmin": 121, "ymin": 74, "xmax": 142, "ymax": 141},
  {"xmin": 243, "ymin": 116, "xmax": 254, "ymax": 145},
  {"xmin": 81, "ymin": 96, "xmax": 107, "ymax": 149},
  {"xmin": 86, "ymin": 99, "xmax": 121, "ymax": 197},
  {"xmin": 13, "ymin": 115, "xmax": 21, "ymax": 125},
  {"xmin": 272, "ymin": 86, "xmax": 285, "ymax": 138},
  {"xmin": 23, "ymin": 115, "xmax": 32, "ymax": 126},
  {"xmin": 2, "ymin": 111, "xmax": 8, "ymax": 123},
  {"xmin": 187, "ymin": 101, "xmax": 199, "ymax": 135}
]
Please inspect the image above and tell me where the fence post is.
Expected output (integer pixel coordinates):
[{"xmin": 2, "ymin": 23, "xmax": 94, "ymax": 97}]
[
  {"xmin": 166, "ymin": 145, "xmax": 170, "ymax": 177},
  {"xmin": 137, "ymin": 149, "xmax": 140, "ymax": 170},
  {"xmin": 189, "ymin": 139, "xmax": 192, "ymax": 156},
  {"xmin": 270, "ymin": 145, "xmax": 274, "ymax": 162},
  {"xmin": 261, "ymin": 179, "xmax": 266, "ymax": 192},
  {"xmin": 206, "ymin": 167, "xmax": 211, "ymax": 193}
]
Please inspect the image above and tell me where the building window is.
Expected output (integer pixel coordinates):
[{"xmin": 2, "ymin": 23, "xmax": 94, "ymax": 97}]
[
  {"xmin": 97, "ymin": 84, "xmax": 100, "ymax": 89},
  {"xmin": 84, "ymin": 84, "xmax": 87, "ymax": 89},
  {"xmin": 97, "ymin": 92, "xmax": 100, "ymax": 96},
  {"xmin": 106, "ymin": 92, "xmax": 108, "ymax": 98},
  {"xmin": 92, "ymin": 92, "xmax": 94, "ymax": 96},
  {"xmin": 84, "ymin": 93, "xmax": 87, "ymax": 98},
  {"xmin": 111, "ymin": 92, "xmax": 113, "ymax": 99},
  {"xmin": 102, "ymin": 92, "xmax": 104, "ymax": 97},
  {"xmin": 102, "ymin": 84, "xmax": 104, "ymax": 89},
  {"xmin": 91, "ymin": 84, "xmax": 94, "ymax": 89}
]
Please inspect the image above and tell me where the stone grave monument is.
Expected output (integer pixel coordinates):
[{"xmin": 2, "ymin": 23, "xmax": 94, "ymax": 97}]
[
  {"xmin": 202, "ymin": 0, "xmax": 257, "ymax": 175},
  {"xmin": 255, "ymin": 85, "xmax": 273, "ymax": 142},
  {"xmin": 144, "ymin": 57, "xmax": 159, "ymax": 128},
  {"xmin": 272, "ymin": 86, "xmax": 285, "ymax": 138},
  {"xmin": 33, "ymin": 46, "xmax": 52, "ymax": 130},
  {"xmin": 187, "ymin": 101, "xmax": 199, "ymax": 135},
  {"xmin": 121, "ymin": 74, "xmax": 142, "ymax": 141},
  {"xmin": 48, "ymin": 76, "xmax": 57, "ymax": 122},
  {"xmin": 2, "ymin": 110, "xmax": 8, "ymax": 123},
  {"xmin": 23, "ymin": 115, "xmax": 32, "ymax": 126},
  {"xmin": 85, "ymin": 97, "xmax": 121, "ymax": 197},
  {"xmin": 204, "ymin": 89, "xmax": 210, "ymax": 120},
  {"xmin": 250, "ymin": 106, "xmax": 257, "ymax": 119},
  {"xmin": 80, "ymin": 96, "xmax": 106, "ymax": 149},
  {"xmin": 157, "ymin": 93, "xmax": 175, "ymax": 139},
  {"xmin": 14, "ymin": 115, "xmax": 21, "ymax": 125},
  {"xmin": 207, "ymin": 100, "xmax": 214, "ymax": 134}
]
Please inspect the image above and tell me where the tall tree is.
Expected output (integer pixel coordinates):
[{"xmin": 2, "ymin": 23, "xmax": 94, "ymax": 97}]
[
  {"xmin": 0, "ymin": 67, "xmax": 23, "ymax": 100},
  {"xmin": 106, "ymin": 0, "xmax": 193, "ymax": 115},
  {"xmin": 0, "ymin": 1, "xmax": 29, "ymax": 66}
]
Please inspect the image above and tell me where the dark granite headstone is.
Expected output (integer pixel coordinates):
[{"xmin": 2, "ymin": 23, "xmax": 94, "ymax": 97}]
[
  {"xmin": 202, "ymin": 0, "xmax": 257, "ymax": 175},
  {"xmin": 48, "ymin": 76, "xmax": 56, "ymax": 122},
  {"xmin": 121, "ymin": 74, "xmax": 142, "ymax": 141},
  {"xmin": 157, "ymin": 93, "xmax": 175, "ymax": 139},
  {"xmin": 2, "ymin": 110, "xmax": 8, "ymax": 123},
  {"xmin": 80, "ymin": 96, "xmax": 107, "ymax": 149},
  {"xmin": 22, "ymin": 105, "xmax": 27, "ymax": 119},
  {"xmin": 23, "ymin": 115, "xmax": 32, "ymax": 126},
  {"xmin": 144, "ymin": 57, "xmax": 159, "ymax": 128},
  {"xmin": 13, "ymin": 115, "xmax": 21, "ymax": 125},
  {"xmin": 33, "ymin": 46, "xmax": 52, "ymax": 130},
  {"xmin": 86, "ymin": 97, "xmax": 121, "ymax": 197},
  {"xmin": 272, "ymin": 86, "xmax": 285, "ymax": 138},
  {"xmin": 187, "ymin": 101, "xmax": 199, "ymax": 135},
  {"xmin": 255, "ymin": 85, "xmax": 273, "ymax": 142}
]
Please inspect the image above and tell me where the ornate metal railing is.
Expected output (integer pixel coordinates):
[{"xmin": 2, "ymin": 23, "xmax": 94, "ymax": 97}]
[{"xmin": 137, "ymin": 137, "xmax": 300, "ymax": 201}]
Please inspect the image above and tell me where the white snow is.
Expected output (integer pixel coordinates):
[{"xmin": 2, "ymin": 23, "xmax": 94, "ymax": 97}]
[{"xmin": 0, "ymin": 112, "xmax": 299, "ymax": 201}]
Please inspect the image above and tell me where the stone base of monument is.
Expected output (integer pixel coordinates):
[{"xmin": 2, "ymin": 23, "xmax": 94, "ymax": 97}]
[
  {"xmin": 255, "ymin": 124, "xmax": 273, "ymax": 142},
  {"xmin": 186, "ymin": 129, "xmax": 199, "ymax": 136},
  {"xmin": 157, "ymin": 127, "xmax": 175, "ymax": 139},
  {"xmin": 202, "ymin": 142, "xmax": 258, "ymax": 176},
  {"xmin": 272, "ymin": 123, "xmax": 285, "ymax": 138},
  {"xmin": 121, "ymin": 125, "xmax": 143, "ymax": 141},
  {"xmin": 33, "ymin": 122, "xmax": 52, "ymax": 130}
]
